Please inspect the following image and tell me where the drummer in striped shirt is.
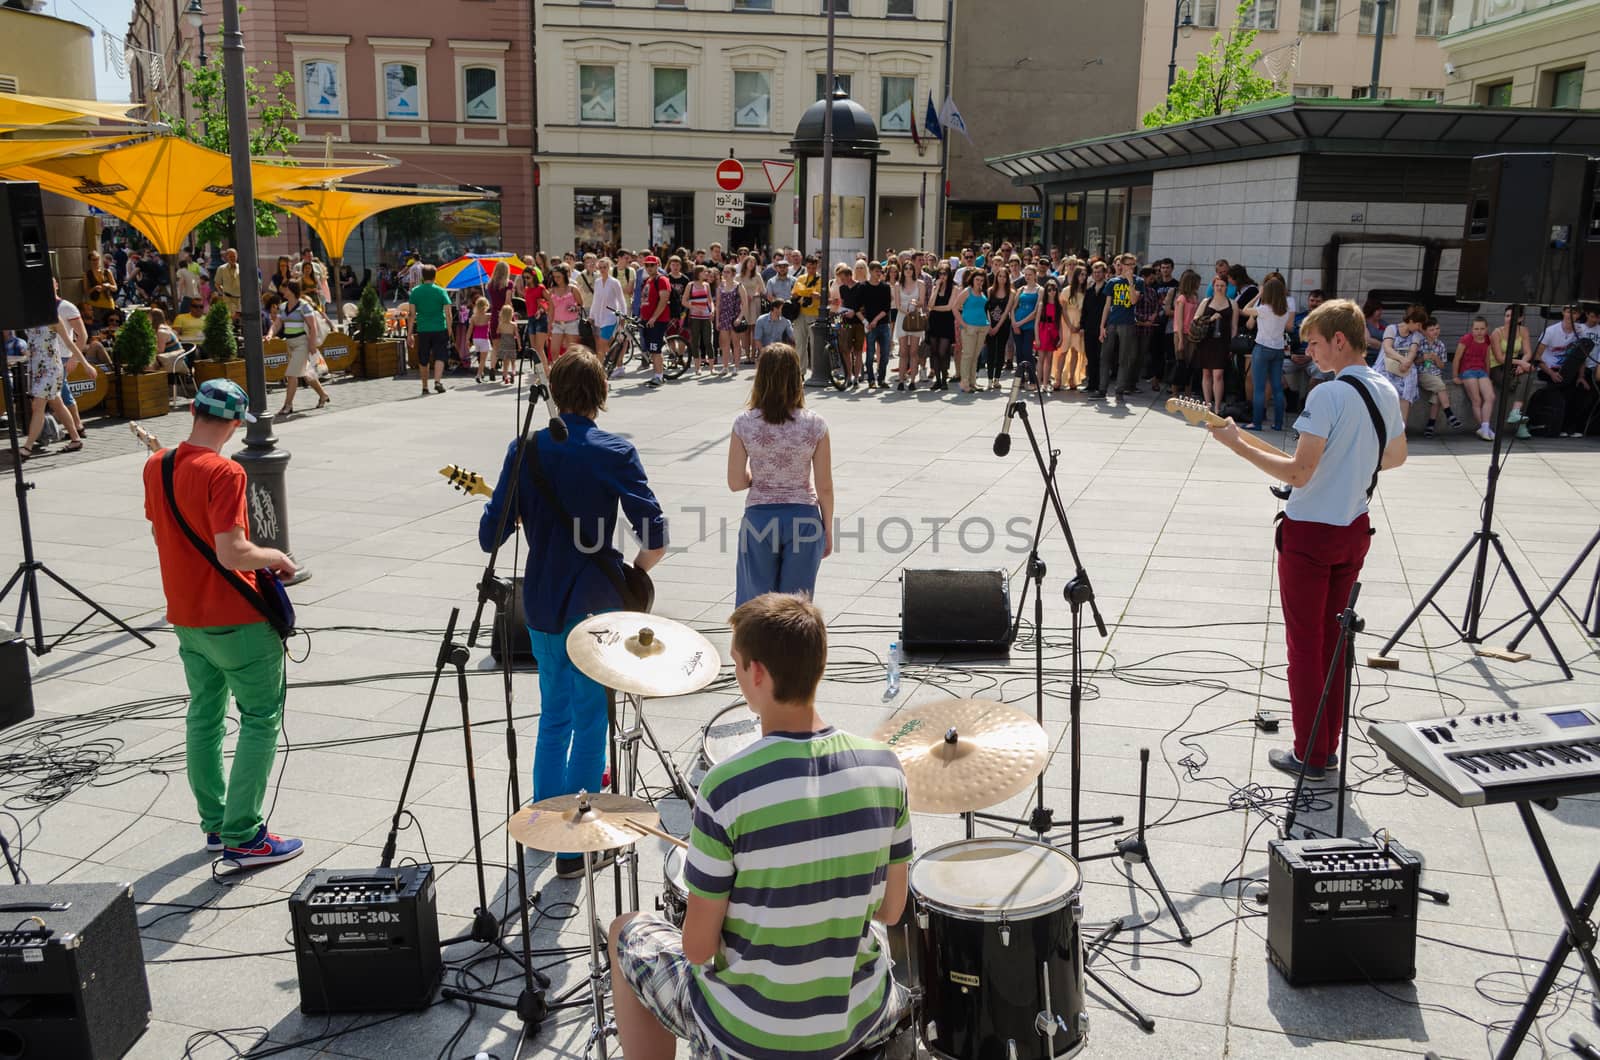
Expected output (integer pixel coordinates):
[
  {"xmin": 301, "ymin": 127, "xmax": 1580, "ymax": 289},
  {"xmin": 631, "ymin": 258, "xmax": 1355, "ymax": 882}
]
[{"xmin": 609, "ymin": 593, "xmax": 913, "ymax": 1060}]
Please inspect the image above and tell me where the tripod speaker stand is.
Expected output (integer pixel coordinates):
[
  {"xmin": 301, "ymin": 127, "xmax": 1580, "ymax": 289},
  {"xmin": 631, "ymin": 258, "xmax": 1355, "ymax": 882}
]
[{"xmin": 1506, "ymin": 522, "xmax": 1600, "ymax": 651}]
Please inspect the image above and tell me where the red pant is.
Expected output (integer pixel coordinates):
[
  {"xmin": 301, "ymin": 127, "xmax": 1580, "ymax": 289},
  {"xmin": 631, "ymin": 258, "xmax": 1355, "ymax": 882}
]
[{"xmin": 1277, "ymin": 514, "xmax": 1371, "ymax": 766}]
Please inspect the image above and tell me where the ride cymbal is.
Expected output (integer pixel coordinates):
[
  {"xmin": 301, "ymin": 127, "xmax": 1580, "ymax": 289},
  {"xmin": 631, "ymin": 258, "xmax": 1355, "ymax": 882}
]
[
  {"xmin": 508, "ymin": 791, "xmax": 660, "ymax": 855},
  {"xmin": 872, "ymin": 699, "xmax": 1049, "ymax": 815},
  {"xmin": 566, "ymin": 612, "xmax": 720, "ymax": 697}
]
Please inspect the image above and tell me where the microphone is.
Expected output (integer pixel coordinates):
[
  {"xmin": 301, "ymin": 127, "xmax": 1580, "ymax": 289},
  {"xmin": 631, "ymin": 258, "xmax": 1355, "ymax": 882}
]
[
  {"xmin": 527, "ymin": 344, "xmax": 568, "ymax": 441},
  {"xmin": 992, "ymin": 374, "xmax": 1025, "ymax": 456}
]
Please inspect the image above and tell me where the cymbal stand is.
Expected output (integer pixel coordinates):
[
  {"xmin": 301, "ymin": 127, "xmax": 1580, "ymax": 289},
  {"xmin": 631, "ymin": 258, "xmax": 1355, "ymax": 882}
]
[
  {"xmin": 1080, "ymin": 749, "xmax": 1192, "ymax": 946},
  {"xmin": 611, "ymin": 689, "xmax": 692, "ymax": 912},
  {"xmin": 536, "ymin": 800, "xmax": 622, "ymax": 1060},
  {"xmin": 1507, "ymin": 522, "xmax": 1600, "ymax": 649}
]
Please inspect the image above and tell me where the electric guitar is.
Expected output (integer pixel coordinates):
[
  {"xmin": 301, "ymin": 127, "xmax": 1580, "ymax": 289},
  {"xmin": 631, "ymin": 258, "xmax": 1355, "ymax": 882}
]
[
  {"xmin": 1164, "ymin": 397, "xmax": 1229, "ymax": 428},
  {"xmin": 129, "ymin": 421, "xmax": 160, "ymax": 453},
  {"xmin": 438, "ymin": 462, "xmax": 656, "ymax": 613}
]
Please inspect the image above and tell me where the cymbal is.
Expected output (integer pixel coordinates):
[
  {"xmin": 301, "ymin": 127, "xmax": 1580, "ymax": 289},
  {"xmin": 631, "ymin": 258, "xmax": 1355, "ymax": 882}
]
[
  {"xmin": 872, "ymin": 699, "xmax": 1049, "ymax": 815},
  {"xmin": 566, "ymin": 612, "xmax": 720, "ymax": 697},
  {"xmin": 508, "ymin": 791, "xmax": 660, "ymax": 855}
]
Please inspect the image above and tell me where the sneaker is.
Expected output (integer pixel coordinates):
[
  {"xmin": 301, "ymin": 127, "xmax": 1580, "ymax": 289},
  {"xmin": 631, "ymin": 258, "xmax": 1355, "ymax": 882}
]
[
  {"xmin": 554, "ymin": 849, "xmax": 618, "ymax": 880},
  {"xmin": 1446, "ymin": 414, "xmax": 1463, "ymax": 429},
  {"xmin": 433, "ymin": 382, "xmax": 445, "ymax": 394},
  {"xmin": 1476, "ymin": 424, "xmax": 1493, "ymax": 440},
  {"xmin": 1506, "ymin": 408, "xmax": 1524, "ymax": 425},
  {"xmin": 896, "ymin": 381, "xmax": 905, "ymax": 392},
  {"xmin": 609, "ymin": 366, "xmax": 626, "ymax": 380},
  {"xmin": 1516, "ymin": 424, "xmax": 1532, "ymax": 440},
  {"xmin": 1424, "ymin": 424, "xmax": 1435, "ymax": 438},
  {"xmin": 221, "ymin": 826, "xmax": 304, "ymax": 869},
  {"xmin": 1267, "ymin": 748, "xmax": 1324, "ymax": 782},
  {"xmin": 204, "ymin": 832, "xmax": 223, "ymax": 852},
  {"xmin": 646, "ymin": 376, "xmax": 663, "ymax": 388}
]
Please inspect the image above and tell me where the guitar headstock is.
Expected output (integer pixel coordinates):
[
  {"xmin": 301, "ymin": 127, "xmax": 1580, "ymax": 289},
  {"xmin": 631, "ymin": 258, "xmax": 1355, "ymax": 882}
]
[
  {"xmin": 439, "ymin": 464, "xmax": 493, "ymax": 499},
  {"xmin": 128, "ymin": 421, "xmax": 161, "ymax": 453},
  {"xmin": 1165, "ymin": 397, "xmax": 1228, "ymax": 429}
]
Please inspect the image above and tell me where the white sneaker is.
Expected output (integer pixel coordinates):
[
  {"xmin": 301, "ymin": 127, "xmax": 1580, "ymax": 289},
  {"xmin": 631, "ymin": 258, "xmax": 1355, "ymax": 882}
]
[
  {"xmin": 1477, "ymin": 425, "xmax": 1495, "ymax": 441},
  {"xmin": 609, "ymin": 366, "xmax": 625, "ymax": 380}
]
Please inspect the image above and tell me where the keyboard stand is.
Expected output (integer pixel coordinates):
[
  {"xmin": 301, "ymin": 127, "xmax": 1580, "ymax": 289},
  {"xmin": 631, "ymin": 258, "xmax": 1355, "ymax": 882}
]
[{"xmin": 1496, "ymin": 800, "xmax": 1600, "ymax": 1060}]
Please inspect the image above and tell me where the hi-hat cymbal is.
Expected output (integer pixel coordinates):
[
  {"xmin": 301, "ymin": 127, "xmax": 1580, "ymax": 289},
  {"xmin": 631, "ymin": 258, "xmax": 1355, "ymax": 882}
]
[
  {"xmin": 872, "ymin": 699, "xmax": 1048, "ymax": 815},
  {"xmin": 566, "ymin": 612, "xmax": 720, "ymax": 697},
  {"xmin": 508, "ymin": 792, "xmax": 660, "ymax": 854}
]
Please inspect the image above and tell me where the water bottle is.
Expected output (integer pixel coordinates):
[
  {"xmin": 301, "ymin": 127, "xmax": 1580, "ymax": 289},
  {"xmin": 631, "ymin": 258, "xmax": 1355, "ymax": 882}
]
[{"xmin": 885, "ymin": 641, "xmax": 901, "ymax": 699}]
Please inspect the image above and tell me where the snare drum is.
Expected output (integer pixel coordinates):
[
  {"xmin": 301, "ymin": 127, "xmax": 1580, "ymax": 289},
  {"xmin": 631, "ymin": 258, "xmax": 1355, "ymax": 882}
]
[
  {"xmin": 911, "ymin": 838, "xmax": 1087, "ymax": 1060},
  {"xmin": 658, "ymin": 846, "xmax": 688, "ymax": 929},
  {"xmin": 699, "ymin": 704, "xmax": 762, "ymax": 773}
]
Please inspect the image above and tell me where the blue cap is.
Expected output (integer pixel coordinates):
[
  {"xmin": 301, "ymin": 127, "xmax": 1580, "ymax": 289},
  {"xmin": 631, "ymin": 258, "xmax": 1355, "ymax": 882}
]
[{"xmin": 192, "ymin": 379, "xmax": 256, "ymax": 423}]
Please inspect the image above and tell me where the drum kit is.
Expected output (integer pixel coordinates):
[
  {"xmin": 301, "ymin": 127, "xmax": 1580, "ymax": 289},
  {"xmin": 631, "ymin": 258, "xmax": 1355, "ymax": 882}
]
[{"xmin": 506, "ymin": 612, "xmax": 1092, "ymax": 1060}]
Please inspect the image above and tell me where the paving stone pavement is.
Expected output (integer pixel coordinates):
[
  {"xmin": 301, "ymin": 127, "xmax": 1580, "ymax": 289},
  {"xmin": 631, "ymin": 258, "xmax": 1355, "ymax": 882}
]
[{"xmin": 3, "ymin": 366, "xmax": 1599, "ymax": 1059}]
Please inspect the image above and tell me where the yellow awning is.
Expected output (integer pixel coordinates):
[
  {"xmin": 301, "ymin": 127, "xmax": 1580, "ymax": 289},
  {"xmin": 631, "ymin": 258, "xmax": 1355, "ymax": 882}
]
[
  {"xmin": 267, "ymin": 185, "xmax": 481, "ymax": 258},
  {"xmin": 0, "ymin": 134, "xmax": 137, "ymax": 170},
  {"xmin": 4, "ymin": 137, "xmax": 383, "ymax": 256},
  {"xmin": 0, "ymin": 93, "xmax": 145, "ymax": 127}
]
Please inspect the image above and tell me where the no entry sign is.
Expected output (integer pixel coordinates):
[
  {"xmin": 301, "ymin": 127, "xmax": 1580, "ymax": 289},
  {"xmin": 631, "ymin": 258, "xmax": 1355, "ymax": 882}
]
[{"xmin": 715, "ymin": 158, "xmax": 745, "ymax": 191}]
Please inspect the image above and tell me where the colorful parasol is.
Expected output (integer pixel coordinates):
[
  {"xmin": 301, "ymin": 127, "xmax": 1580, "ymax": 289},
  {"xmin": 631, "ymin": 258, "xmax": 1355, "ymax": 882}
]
[{"xmin": 434, "ymin": 253, "xmax": 525, "ymax": 291}]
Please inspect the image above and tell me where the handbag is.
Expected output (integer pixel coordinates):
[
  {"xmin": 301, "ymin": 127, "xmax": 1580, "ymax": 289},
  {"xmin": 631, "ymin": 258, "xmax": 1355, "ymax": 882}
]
[
  {"xmin": 525, "ymin": 432, "xmax": 655, "ymax": 613},
  {"xmin": 1231, "ymin": 334, "xmax": 1255, "ymax": 358},
  {"xmin": 160, "ymin": 451, "xmax": 295, "ymax": 641},
  {"xmin": 1186, "ymin": 305, "xmax": 1215, "ymax": 346},
  {"xmin": 904, "ymin": 308, "xmax": 928, "ymax": 333}
]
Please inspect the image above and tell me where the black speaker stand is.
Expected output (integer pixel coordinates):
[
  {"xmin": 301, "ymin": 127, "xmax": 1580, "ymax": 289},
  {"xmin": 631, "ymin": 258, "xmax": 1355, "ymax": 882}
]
[
  {"xmin": 0, "ymin": 373, "xmax": 153, "ymax": 657},
  {"xmin": 1370, "ymin": 304, "xmax": 1571, "ymax": 679},
  {"xmin": 1507, "ymin": 521, "xmax": 1600, "ymax": 648}
]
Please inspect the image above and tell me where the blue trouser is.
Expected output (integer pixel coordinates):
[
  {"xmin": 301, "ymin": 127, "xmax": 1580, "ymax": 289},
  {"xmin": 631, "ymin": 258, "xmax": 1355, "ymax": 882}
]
[
  {"xmin": 1013, "ymin": 327, "xmax": 1037, "ymax": 382},
  {"xmin": 1251, "ymin": 342, "xmax": 1286, "ymax": 428},
  {"xmin": 527, "ymin": 615, "xmax": 609, "ymax": 803},
  {"xmin": 865, "ymin": 322, "xmax": 892, "ymax": 383},
  {"xmin": 737, "ymin": 504, "xmax": 826, "ymax": 605}
]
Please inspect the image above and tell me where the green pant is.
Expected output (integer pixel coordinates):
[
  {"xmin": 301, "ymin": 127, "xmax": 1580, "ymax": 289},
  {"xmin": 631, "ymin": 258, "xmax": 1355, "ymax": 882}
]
[{"xmin": 174, "ymin": 623, "xmax": 285, "ymax": 845}]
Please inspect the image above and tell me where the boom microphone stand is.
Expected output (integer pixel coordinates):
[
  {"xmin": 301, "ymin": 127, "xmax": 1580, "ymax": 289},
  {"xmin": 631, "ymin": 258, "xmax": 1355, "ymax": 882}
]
[
  {"xmin": 1370, "ymin": 304, "xmax": 1570, "ymax": 678},
  {"xmin": 1506, "ymin": 522, "xmax": 1600, "ymax": 649}
]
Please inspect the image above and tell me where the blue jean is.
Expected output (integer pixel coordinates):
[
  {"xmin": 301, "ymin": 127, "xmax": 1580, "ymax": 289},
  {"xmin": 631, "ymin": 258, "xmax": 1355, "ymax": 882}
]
[
  {"xmin": 865, "ymin": 322, "xmax": 892, "ymax": 382},
  {"xmin": 1013, "ymin": 327, "xmax": 1037, "ymax": 383},
  {"xmin": 527, "ymin": 616, "xmax": 609, "ymax": 802},
  {"xmin": 1252, "ymin": 343, "xmax": 1286, "ymax": 428},
  {"xmin": 736, "ymin": 504, "xmax": 826, "ymax": 605}
]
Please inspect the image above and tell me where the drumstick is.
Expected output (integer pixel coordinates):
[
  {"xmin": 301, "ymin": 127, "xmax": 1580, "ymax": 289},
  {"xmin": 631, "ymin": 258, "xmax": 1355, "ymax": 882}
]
[{"xmin": 625, "ymin": 820, "xmax": 688, "ymax": 850}]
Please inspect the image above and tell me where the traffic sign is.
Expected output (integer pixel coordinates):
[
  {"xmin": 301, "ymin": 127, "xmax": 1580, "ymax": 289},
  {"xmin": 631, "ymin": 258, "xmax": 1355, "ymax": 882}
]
[
  {"xmin": 762, "ymin": 159, "xmax": 795, "ymax": 193},
  {"xmin": 715, "ymin": 191, "xmax": 745, "ymax": 211},
  {"xmin": 715, "ymin": 208, "xmax": 745, "ymax": 227},
  {"xmin": 715, "ymin": 158, "xmax": 745, "ymax": 191}
]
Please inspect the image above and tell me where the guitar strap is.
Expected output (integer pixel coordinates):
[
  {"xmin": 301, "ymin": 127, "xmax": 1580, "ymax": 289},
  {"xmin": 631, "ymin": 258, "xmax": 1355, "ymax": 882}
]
[{"xmin": 1338, "ymin": 375, "xmax": 1387, "ymax": 501}]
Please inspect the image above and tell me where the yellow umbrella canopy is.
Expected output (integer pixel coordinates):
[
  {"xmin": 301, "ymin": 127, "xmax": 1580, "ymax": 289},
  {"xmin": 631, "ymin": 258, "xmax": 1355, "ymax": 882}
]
[
  {"xmin": 267, "ymin": 185, "xmax": 481, "ymax": 258},
  {"xmin": 0, "ymin": 92, "xmax": 144, "ymax": 127},
  {"xmin": 4, "ymin": 137, "xmax": 383, "ymax": 256},
  {"xmin": 0, "ymin": 134, "xmax": 136, "ymax": 170}
]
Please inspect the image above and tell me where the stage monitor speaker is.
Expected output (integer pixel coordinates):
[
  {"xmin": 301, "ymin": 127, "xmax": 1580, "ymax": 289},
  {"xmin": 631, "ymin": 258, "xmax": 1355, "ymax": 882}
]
[
  {"xmin": 488, "ymin": 576, "xmax": 535, "ymax": 666},
  {"xmin": 0, "ymin": 182, "xmax": 57, "ymax": 331},
  {"xmin": 1458, "ymin": 153, "xmax": 1592, "ymax": 306},
  {"xmin": 0, "ymin": 882, "xmax": 151, "ymax": 1059},
  {"xmin": 0, "ymin": 626, "xmax": 33, "ymax": 733},
  {"xmin": 900, "ymin": 569, "xmax": 1013, "ymax": 653}
]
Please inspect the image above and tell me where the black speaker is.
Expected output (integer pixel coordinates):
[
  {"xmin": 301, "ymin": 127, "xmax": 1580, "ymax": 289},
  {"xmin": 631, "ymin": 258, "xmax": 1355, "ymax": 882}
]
[
  {"xmin": 1458, "ymin": 153, "xmax": 1592, "ymax": 306},
  {"xmin": 0, "ymin": 627, "xmax": 32, "ymax": 733},
  {"xmin": 1583, "ymin": 169, "xmax": 1600, "ymax": 303},
  {"xmin": 0, "ymin": 182, "xmax": 57, "ymax": 331},
  {"xmin": 489, "ymin": 577, "xmax": 535, "ymax": 666},
  {"xmin": 0, "ymin": 882, "xmax": 151, "ymax": 1059},
  {"xmin": 899, "ymin": 569, "xmax": 1013, "ymax": 653}
]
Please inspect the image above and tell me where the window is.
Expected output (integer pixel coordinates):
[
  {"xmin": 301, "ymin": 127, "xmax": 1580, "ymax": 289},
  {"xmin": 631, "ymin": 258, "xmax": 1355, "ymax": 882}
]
[
  {"xmin": 1293, "ymin": 83, "xmax": 1334, "ymax": 97},
  {"xmin": 579, "ymin": 64, "xmax": 616, "ymax": 123},
  {"xmin": 1299, "ymin": 0, "xmax": 1336, "ymax": 31},
  {"xmin": 880, "ymin": 76, "xmax": 914, "ymax": 132},
  {"xmin": 653, "ymin": 67, "xmax": 688, "ymax": 125},
  {"xmin": 1481, "ymin": 81, "xmax": 1513, "ymax": 106},
  {"xmin": 823, "ymin": 0, "xmax": 850, "ymax": 11},
  {"xmin": 649, "ymin": 191, "xmax": 695, "ymax": 250},
  {"xmin": 1240, "ymin": 0, "xmax": 1278, "ymax": 30},
  {"xmin": 574, "ymin": 189, "xmax": 621, "ymax": 251},
  {"xmin": 1192, "ymin": 0, "xmax": 1220, "ymax": 29},
  {"xmin": 1415, "ymin": 0, "xmax": 1453, "ymax": 36},
  {"xmin": 1350, "ymin": 85, "xmax": 1391, "ymax": 98},
  {"xmin": 817, "ymin": 73, "xmax": 852, "ymax": 100},
  {"xmin": 302, "ymin": 59, "xmax": 342, "ymax": 118},
  {"xmin": 382, "ymin": 62, "xmax": 421, "ymax": 120},
  {"xmin": 734, "ymin": 70, "xmax": 771, "ymax": 128},
  {"xmin": 1549, "ymin": 67, "xmax": 1584, "ymax": 109},
  {"xmin": 733, "ymin": 0, "xmax": 772, "ymax": 8},
  {"xmin": 1410, "ymin": 87, "xmax": 1444, "ymax": 101},
  {"xmin": 1359, "ymin": 0, "xmax": 1398, "ymax": 34},
  {"xmin": 888, "ymin": 0, "xmax": 914, "ymax": 13},
  {"xmin": 463, "ymin": 66, "xmax": 499, "ymax": 121}
]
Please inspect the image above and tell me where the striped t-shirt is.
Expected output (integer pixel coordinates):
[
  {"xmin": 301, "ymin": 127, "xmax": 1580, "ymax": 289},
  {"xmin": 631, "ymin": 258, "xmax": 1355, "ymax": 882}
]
[{"xmin": 684, "ymin": 726, "xmax": 912, "ymax": 1060}]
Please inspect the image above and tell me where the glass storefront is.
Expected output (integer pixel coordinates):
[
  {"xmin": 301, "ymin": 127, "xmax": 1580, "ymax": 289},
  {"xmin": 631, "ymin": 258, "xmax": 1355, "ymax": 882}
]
[
  {"xmin": 342, "ymin": 184, "xmax": 503, "ymax": 279},
  {"xmin": 649, "ymin": 191, "xmax": 695, "ymax": 253},
  {"xmin": 575, "ymin": 188, "xmax": 622, "ymax": 253}
]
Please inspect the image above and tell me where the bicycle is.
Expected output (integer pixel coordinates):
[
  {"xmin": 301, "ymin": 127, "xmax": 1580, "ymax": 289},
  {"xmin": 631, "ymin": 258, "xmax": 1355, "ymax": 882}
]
[
  {"xmin": 817, "ymin": 312, "xmax": 848, "ymax": 391},
  {"xmin": 603, "ymin": 315, "xmax": 688, "ymax": 381}
]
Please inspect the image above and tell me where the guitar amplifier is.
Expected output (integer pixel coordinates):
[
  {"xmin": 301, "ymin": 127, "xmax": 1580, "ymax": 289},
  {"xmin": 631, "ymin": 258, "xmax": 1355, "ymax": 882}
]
[
  {"xmin": 0, "ymin": 625, "xmax": 33, "ymax": 732},
  {"xmin": 289, "ymin": 865, "xmax": 442, "ymax": 1013},
  {"xmin": 1267, "ymin": 836, "xmax": 1420, "ymax": 986},
  {"xmin": 0, "ymin": 882, "xmax": 151, "ymax": 1059}
]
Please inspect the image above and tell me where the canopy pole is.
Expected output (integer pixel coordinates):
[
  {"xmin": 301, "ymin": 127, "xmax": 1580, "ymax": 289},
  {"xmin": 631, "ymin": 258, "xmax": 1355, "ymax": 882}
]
[{"xmin": 222, "ymin": 0, "xmax": 308, "ymax": 584}]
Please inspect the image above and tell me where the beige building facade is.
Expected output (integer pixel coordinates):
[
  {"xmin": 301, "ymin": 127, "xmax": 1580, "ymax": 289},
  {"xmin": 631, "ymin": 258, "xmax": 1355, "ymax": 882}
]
[
  {"xmin": 1138, "ymin": 0, "xmax": 1451, "ymax": 116},
  {"xmin": 1440, "ymin": 0, "xmax": 1599, "ymax": 109},
  {"xmin": 535, "ymin": 0, "xmax": 946, "ymax": 255}
]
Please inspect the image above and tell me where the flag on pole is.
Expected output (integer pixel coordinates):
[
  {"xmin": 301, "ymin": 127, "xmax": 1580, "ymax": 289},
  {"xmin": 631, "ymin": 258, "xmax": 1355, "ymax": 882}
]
[
  {"xmin": 909, "ymin": 99, "xmax": 922, "ymax": 150},
  {"xmin": 924, "ymin": 93, "xmax": 943, "ymax": 140},
  {"xmin": 939, "ymin": 95, "xmax": 971, "ymax": 141}
]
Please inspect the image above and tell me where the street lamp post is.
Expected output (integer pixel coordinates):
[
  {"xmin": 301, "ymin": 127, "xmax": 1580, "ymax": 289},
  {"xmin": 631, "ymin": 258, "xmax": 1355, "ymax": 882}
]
[
  {"xmin": 221, "ymin": 0, "xmax": 307, "ymax": 581},
  {"xmin": 184, "ymin": 0, "xmax": 207, "ymax": 65},
  {"xmin": 1167, "ymin": 0, "xmax": 1196, "ymax": 90}
]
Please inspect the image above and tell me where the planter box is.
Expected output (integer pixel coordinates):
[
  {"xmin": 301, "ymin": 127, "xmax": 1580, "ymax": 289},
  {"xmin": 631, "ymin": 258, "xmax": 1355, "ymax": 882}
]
[
  {"xmin": 193, "ymin": 358, "xmax": 247, "ymax": 388},
  {"xmin": 262, "ymin": 338, "xmax": 289, "ymax": 385},
  {"xmin": 356, "ymin": 340, "xmax": 400, "ymax": 379},
  {"xmin": 108, "ymin": 371, "xmax": 169, "ymax": 419}
]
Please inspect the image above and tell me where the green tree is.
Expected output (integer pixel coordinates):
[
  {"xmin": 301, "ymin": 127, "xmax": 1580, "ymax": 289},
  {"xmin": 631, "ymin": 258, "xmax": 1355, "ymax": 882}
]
[
  {"xmin": 113, "ymin": 309, "xmax": 158, "ymax": 373},
  {"xmin": 1142, "ymin": 0, "xmax": 1284, "ymax": 128},
  {"xmin": 200, "ymin": 298, "xmax": 237, "ymax": 361},
  {"xmin": 352, "ymin": 285, "xmax": 387, "ymax": 344},
  {"xmin": 160, "ymin": 49, "xmax": 301, "ymax": 249}
]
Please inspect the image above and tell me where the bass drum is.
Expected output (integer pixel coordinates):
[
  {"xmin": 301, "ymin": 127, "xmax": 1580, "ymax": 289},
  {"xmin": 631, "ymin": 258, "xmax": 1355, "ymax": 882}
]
[
  {"xmin": 658, "ymin": 846, "xmax": 688, "ymax": 929},
  {"xmin": 911, "ymin": 838, "xmax": 1086, "ymax": 1060}
]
